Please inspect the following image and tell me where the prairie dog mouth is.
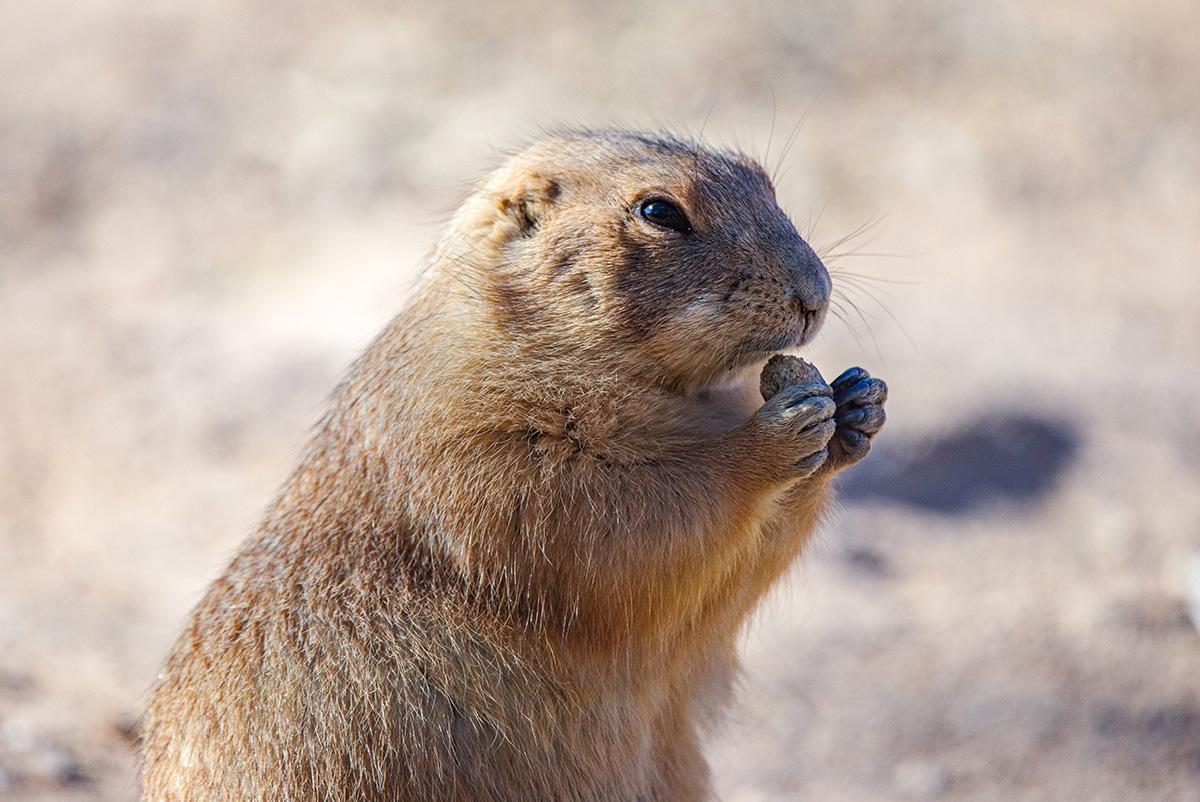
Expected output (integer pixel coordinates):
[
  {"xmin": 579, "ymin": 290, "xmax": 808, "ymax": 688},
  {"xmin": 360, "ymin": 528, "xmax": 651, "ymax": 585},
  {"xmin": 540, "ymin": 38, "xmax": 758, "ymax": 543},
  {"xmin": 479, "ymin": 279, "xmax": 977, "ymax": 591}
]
[
  {"xmin": 800, "ymin": 307, "xmax": 825, "ymax": 343},
  {"xmin": 725, "ymin": 313, "xmax": 820, "ymax": 371},
  {"xmin": 721, "ymin": 342, "xmax": 793, "ymax": 374}
]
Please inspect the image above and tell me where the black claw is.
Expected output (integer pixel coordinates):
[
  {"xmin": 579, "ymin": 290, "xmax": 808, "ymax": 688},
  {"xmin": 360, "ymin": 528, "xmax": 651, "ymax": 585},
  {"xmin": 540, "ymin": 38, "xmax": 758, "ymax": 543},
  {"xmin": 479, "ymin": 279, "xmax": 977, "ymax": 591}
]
[
  {"xmin": 833, "ymin": 429, "xmax": 871, "ymax": 462},
  {"xmin": 794, "ymin": 447, "xmax": 830, "ymax": 475},
  {"xmin": 831, "ymin": 367, "xmax": 870, "ymax": 392},
  {"xmin": 835, "ymin": 377, "xmax": 888, "ymax": 407},
  {"xmin": 798, "ymin": 418, "xmax": 837, "ymax": 444},
  {"xmin": 835, "ymin": 404, "xmax": 886, "ymax": 432}
]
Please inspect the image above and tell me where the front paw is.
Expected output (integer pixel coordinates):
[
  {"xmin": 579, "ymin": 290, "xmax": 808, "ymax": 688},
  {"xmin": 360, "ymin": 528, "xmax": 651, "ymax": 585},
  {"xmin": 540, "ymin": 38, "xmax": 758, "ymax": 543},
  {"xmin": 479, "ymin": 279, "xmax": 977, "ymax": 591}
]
[
  {"xmin": 824, "ymin": 367, "xmax": 888, "ymax": 471},
  {"xmin": 745, "ymin": 380, "xmax": 837, "ymax": 480}
]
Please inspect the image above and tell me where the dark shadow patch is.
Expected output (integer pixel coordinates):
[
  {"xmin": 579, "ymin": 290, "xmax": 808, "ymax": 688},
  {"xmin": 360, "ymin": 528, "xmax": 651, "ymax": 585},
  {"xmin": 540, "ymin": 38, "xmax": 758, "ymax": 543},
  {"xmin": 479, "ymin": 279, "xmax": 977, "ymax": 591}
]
[
  {"xmin": 841, "ymin": 546, "xmax": 890, "ymax": 578},
  {"xmin": 838, "ymin": 410, "xmax": 1080, "ymax": 515},
  {"xmin": 1094, "ymin": 703, "xmax": 1200, "ymax": 771},
  {"xmin": 1104, "ymin": 593, "xmax": 1193, "ymax": 635}
]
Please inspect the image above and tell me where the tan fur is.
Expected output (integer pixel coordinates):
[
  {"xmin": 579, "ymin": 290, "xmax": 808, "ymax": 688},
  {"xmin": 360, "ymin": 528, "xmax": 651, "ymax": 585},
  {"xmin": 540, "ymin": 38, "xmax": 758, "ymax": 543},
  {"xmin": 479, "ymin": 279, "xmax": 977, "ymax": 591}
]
[{"xmin": 140, "ymin": 130, "xmax": 854, "ymax": 801}]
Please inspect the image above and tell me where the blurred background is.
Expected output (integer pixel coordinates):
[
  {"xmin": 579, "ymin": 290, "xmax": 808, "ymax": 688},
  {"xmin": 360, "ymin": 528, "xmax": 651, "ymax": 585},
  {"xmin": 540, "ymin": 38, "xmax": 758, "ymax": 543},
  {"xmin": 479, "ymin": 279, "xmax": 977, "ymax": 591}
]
[{"xmin": 2, "ymin": 1, "xmax": 1199, "ymax": 799}]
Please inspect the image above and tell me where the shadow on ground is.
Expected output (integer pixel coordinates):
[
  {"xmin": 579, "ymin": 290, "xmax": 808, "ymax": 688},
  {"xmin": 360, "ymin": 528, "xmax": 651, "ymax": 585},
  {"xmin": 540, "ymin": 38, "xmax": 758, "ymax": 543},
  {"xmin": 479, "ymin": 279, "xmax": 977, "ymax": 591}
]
[{"xmin": 839, "ymin": 410, "xmax": 1081, "ymax": 515}]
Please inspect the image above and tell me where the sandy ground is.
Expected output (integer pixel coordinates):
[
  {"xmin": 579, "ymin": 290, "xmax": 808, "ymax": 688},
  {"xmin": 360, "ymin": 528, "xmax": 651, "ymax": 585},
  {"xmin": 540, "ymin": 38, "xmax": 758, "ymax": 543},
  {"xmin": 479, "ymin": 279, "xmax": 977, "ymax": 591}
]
[{"xmin": 2, "ymin": 1, "xmax": 1199, "ymax": 799}]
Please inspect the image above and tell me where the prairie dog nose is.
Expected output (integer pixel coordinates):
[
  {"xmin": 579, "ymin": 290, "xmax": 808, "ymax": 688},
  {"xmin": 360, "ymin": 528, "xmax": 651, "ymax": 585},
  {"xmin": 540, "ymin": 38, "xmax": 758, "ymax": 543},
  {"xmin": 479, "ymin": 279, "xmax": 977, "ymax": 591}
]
[{"xmin": 789, "ymin": 249, "xmax": 831, "ymax": 313}]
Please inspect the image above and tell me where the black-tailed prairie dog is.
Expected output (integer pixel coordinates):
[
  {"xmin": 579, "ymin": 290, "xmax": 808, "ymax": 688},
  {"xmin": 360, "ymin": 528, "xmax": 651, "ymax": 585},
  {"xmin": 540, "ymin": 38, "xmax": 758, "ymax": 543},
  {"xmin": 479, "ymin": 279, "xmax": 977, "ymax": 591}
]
[{"xmin": 140, "ymin": 129, "xmax": 888, "ymax": 801}]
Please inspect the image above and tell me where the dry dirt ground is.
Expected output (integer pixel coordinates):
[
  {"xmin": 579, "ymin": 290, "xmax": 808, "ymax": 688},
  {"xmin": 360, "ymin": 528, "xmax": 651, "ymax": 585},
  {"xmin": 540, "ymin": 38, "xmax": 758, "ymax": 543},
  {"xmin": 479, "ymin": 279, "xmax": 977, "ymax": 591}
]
[{"xmin": 2, "ymin": 1, "xmax": 1199, "ymax": 799}]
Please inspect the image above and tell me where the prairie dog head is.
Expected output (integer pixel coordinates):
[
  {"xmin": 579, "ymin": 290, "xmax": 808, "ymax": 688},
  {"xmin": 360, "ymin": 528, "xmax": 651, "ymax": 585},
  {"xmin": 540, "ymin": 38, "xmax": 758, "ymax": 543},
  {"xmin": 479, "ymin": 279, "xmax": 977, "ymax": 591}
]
[{"xmin": 434, "ymin": 130, "xmax": 831, "ymax": 390}]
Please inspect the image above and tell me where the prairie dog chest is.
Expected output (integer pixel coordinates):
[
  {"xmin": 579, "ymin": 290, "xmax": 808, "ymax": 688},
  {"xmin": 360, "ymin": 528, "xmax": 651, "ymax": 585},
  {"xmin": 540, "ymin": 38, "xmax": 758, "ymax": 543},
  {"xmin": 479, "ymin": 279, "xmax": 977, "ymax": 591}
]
[{"xmin": 686, "ymin": 367, "xmax": 763, "ymax": 436}]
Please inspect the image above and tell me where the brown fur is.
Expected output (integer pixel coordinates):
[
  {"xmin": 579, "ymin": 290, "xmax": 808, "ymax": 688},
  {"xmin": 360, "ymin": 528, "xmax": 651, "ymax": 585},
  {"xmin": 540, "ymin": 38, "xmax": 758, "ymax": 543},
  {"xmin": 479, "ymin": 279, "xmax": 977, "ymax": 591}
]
[{"xmin": 140, "ymin": 130, "xmax": 869, "ymax": 801}]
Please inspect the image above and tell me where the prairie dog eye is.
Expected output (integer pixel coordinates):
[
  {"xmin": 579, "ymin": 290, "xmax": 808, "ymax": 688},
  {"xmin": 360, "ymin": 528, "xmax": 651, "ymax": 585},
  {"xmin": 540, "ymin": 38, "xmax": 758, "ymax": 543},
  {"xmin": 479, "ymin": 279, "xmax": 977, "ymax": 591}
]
[{"xmin": 638, "ymin": 198, "xmax": 692, "ymax": 234}]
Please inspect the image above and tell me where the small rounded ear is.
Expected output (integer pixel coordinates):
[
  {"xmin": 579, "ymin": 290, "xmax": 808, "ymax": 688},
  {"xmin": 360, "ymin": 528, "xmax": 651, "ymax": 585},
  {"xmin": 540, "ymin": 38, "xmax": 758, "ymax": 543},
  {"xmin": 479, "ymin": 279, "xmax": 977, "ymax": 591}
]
[{"xmin": 495, "ymin": 173, "xmax": 560, "ymax": 237}]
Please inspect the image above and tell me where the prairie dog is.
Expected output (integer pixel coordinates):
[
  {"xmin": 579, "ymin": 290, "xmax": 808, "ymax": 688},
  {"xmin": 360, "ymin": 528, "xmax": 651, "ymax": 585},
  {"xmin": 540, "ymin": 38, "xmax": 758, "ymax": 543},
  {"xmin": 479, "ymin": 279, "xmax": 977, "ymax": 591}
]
[{"xmin": 140, "ymin": 130, "xmax": 888, "ymax": 801}]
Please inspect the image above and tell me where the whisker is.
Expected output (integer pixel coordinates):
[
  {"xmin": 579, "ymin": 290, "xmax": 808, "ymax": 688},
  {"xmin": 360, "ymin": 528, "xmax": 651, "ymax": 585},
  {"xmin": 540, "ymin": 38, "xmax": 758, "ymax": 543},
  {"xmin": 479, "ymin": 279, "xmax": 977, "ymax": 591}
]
[
  {"xmin": 825, "ymin": 252, "xmax": 914, "ymax": 262},
  {"xmin": 829, "ymin": 268, "xmax": 907, "ymax": 282},
  {"xmin": 828, "ymin": 301, "xmax": 866, "ymax": 353},
  {"xmin": 806, "ymin": 198, "xmax": 829, "ymax": 242},
  {"xmin": 816, "ymin": 214, "xmax": 888, "ymax": 260},
  {"xmin": 834, "ymin": 281, "xmax": 918, "ymax": 354},
  {"xmin": 832, "ymin": 275, "xmax": 898, "ymax": 302},
  {"xmin": 832, "ymin": 289, "xmax": 883, "ymax": 362},
  {"xmin": 771, "ymin": 85, "xmax": 826, "ymax": 184},
  {"xmin": 698, "ymin": 97, "xmax": 718, "ymax": 143},
  {"xmin": 764, "ymin": 86, "xmax": 778, "ymax": 168}
]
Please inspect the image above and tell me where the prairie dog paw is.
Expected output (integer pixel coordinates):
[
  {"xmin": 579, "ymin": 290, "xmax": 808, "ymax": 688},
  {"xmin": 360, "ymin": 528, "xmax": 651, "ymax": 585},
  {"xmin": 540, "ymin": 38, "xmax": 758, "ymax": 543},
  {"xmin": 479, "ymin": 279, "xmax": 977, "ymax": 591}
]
[
  {"xmin": 825, "ymin": 367, "xmax": 888, "ymax": 470},
  {"xmin": 749, "ymin": 356, "xmax": 835, "ymax": 479}
]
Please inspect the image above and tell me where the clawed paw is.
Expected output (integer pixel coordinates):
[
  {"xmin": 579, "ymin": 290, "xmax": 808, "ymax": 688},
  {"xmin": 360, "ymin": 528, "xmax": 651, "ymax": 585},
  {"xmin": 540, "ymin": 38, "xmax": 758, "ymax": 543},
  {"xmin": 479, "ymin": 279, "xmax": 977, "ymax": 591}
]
[
  {"xmin": 825, "ymin": 367, "xmax": 887, "ymax": 470},
  {"xmin": 750, "ymin": 380, "xmax": 837, "ymax": 479}
]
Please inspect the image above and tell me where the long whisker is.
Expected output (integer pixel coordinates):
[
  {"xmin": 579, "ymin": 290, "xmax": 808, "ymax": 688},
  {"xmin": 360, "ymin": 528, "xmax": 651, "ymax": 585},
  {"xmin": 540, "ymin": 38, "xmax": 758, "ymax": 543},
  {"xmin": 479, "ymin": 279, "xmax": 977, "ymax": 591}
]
[
  {"xmin": 771, "ymin": 85, "xmax": 826, "ymax": 184},
  {"xmin": 829, "ymin": 273, "xmax": 907, "ymax": 297},
  {"xmin": 825, "ymin": 252, "xmax": 913, "ymax": 263},
  {"xmin": 828, "ymin": 299, "xmax": 866, "ymax": 353},
  {"xmin": 698, "ymin": 96, "xmax": 718, "ymax": 144},
  {"xmin": 816, "ymin": 213, "xmax": 888, "ymax": 260},
  {"xmin": 764, "ymin": 86, "xmax": 778, "ymax": 168},
  {"xmin": 826, "ymin": 268, "xmax": 916, "ymax": 286},
  {"xmin": 832, "ymin": 288, "xmax": 883, "ymax": 362},
  {"xmin": 832, "ymin": 276, "xmax": 898, "ymax": 305},
  {"xmin": 835, "ymin": 280, "xmax": 918, "ymax": 354},
  {"xmin": 806, "ymin": 198, "xmax": 829, "ymax": 242}
]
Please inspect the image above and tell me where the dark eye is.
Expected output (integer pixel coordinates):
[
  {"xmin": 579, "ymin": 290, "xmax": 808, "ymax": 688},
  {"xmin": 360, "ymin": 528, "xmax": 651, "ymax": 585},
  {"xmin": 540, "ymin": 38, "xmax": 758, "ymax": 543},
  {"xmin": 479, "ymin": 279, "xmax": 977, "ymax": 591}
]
[{"xmin": 638, "ymin": 198, "xmax": 692, "ymax": 234}]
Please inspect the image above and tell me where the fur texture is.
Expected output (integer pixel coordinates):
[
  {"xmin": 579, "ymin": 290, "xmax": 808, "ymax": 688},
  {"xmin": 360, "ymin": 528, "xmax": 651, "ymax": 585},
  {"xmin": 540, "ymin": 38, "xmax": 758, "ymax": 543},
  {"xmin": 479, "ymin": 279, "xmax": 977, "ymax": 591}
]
[{"xmin": 140, "ymin": 130, "xmax": 886, "ymax": 801}]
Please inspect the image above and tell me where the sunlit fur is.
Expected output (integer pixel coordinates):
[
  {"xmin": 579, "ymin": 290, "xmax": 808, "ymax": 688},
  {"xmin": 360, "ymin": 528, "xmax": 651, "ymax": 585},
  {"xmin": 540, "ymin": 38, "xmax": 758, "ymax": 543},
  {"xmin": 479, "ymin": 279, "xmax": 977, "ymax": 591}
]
[{"xmin": 141, "ymin": 130, "xmax": 842, "ymax": 801}]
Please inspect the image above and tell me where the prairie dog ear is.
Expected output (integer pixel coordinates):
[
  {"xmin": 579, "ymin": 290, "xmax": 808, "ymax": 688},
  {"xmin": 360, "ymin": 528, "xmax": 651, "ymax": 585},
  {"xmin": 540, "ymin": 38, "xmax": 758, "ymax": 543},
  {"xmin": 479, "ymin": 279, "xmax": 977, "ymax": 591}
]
[{"xmin": 495, "ymin": 173, "xmax": 560, "ymax": 237}]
